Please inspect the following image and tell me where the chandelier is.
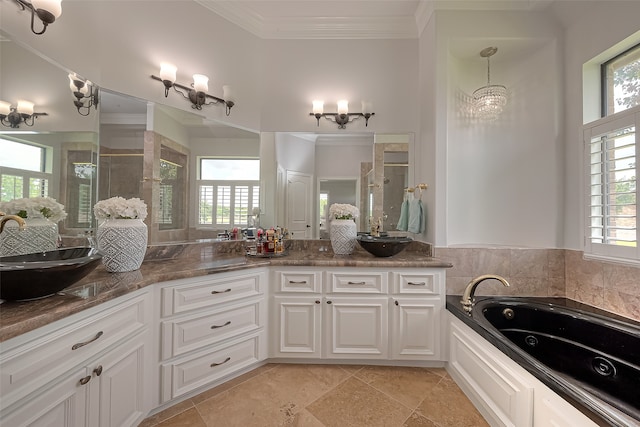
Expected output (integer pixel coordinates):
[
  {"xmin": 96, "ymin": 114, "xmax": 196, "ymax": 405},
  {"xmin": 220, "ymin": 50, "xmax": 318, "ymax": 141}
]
[{"xmin": 473, "ymin": 47, "xmax": 507, "ymax": 121}]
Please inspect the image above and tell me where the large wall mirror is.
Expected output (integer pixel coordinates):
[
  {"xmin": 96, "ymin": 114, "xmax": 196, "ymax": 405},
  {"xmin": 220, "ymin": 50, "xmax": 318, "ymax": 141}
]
[
  {"xmin": 0, "ymin": 31, "xmax": 99, "ymax": 240},
  {"xmin": 1, "ymin": 30, "xmax": 414, "ymax": 246}
]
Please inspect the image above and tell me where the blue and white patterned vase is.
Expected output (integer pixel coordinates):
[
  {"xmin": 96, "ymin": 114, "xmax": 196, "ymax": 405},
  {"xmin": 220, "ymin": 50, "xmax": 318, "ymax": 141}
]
[
  {"xmin": 330, "ymin": 219, "xmax": 357, "ymax": 255},
  {"xmin": 96, "ymin": 218, "xmax": 148, "ymax": 272}
]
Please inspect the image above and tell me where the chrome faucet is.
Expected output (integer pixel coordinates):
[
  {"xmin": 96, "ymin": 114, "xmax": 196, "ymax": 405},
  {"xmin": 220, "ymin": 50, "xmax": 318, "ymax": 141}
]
[
  {"xmin": 0, "ymin": 211, "xmax": 26, "ymax": 234},
  {"xmin": 460, "ymin": 274, "xmax": 510, "ymax": 314}
]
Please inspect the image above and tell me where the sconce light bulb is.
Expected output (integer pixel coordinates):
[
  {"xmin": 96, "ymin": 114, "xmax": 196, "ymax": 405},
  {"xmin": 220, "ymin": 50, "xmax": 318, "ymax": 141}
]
[
  {"xmin": 159, "ymin": 63, "xmax": 177, "ymax": 84},
  {"xmin": 32, "ymin": 0, "xmax": 62, "ymax": 19},
  {"xmin": 361, "ymin": 101, "xmax": 373, "ymax": 115},
  {"xmin": 193, "ymin": 74, "xmax": 209, "ymax": 93},
  {"xmin": 312, "ymin": 100, "xmax": 324, "ymax": 115},
  {"xmin": 337, "ymin": 100, "xmax": 349, "ymax": 115},
  {"xmin": 223, "ymin": 85, "xmax": 234, "ymax": 102},
  {"xmin": 17, "ymin": 100, "xmax": 35, "ymax": 116},
  {"xmin": 0, "ymin": 101, "xmax": 12, "ymax": 116}
]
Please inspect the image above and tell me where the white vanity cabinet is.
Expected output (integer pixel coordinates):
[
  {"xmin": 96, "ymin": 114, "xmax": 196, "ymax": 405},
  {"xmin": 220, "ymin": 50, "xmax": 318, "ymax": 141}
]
[
  {"xmin": 0, "ymin": 290, "xmax": 152, "ymax": 427},
  {"xmin": 390, "ymin": 270, "xmax": 445, "ymax": 360},
  {"xmin": 157, "ymin": 268, "xmax": 268, "ymax": 402},
  {"xmin": 271, "ymin": 267, "xmax": 446, "ymax": 362}
]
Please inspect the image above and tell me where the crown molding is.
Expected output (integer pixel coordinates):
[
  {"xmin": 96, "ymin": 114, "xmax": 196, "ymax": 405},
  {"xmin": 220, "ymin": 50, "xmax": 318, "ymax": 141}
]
[{"xmin": 195, "ymin": 1, "xmax": 418, "ymax": 39}]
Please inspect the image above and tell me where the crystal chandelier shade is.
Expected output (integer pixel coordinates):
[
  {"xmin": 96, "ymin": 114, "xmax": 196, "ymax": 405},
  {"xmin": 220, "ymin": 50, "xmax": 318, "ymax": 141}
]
[{"xmin": 473, "ymin": 47, "xmax": 507, "ymax": 121}]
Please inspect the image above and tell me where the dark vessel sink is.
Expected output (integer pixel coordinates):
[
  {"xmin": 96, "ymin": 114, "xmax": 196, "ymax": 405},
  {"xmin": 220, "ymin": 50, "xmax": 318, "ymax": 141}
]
[
  {"xmin": 357, "ymin": 235, "xmax": 412, "ymax": 257},
  {"xmin": 0, "ymin": 247, "xmax": 103, "ymax": 301}
]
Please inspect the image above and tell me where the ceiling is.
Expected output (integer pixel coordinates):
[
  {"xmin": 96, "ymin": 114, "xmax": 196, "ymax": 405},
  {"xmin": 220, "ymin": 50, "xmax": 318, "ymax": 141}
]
[{"xmin": 195, "ymin": 0, "xmax": 554, "ymax": 39}]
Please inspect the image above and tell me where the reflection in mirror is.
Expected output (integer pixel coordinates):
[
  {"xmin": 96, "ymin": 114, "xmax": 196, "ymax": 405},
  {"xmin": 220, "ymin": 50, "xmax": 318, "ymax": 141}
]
[
  {"xmin": 318, "ymin": 178, "xmax": 358, "ymax": 239},
  {"xmin": 98, "ymin": 89, "xmax": 260, "ymax": 244},
  {"xmin": 372, "ymin": 138, "xmax": 410, "ymax": 233},
  {"xmin": 1, "ymin": 31, "xmax": 100, "ymax": 247}
]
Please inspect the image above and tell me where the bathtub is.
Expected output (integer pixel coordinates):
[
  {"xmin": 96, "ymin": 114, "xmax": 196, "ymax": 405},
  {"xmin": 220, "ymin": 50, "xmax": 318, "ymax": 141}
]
[{"xmin": 446, "ymin": 296, "xmax": 640, "ymax": 427}]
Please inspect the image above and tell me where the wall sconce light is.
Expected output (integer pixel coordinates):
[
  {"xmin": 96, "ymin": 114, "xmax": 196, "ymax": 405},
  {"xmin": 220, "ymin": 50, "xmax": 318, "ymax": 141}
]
[
  {"xmin": 0, "ymin": 100, "xmax": 48, "ymax": 128},
  {"xmin": 69, "ymin": 73, "xmax": 99, "ymax": 116},
  {"xmin": 473, "ymin": 47, "xmax": 508, "ymax": 121},
  {"xmin": 151, "ymin": 63, "xmax": 235, "ymax": 116},
  {"xmin": 11, "ymin": 0, "xmax": 62, "ymax": 35},
  {"xmin": 310, "ymin": 100, "xmax": 374, "ymax": 129}
]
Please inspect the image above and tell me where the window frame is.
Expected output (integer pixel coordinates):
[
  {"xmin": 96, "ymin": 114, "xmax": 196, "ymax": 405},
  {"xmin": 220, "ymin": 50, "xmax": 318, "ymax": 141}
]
[
  {"xmin": 601, "ymin": 42, "xmax": 640, "ymax": 117},
  {"xmin": 195, "ymin": 156, "xmax": 260, "ymax": 229}
]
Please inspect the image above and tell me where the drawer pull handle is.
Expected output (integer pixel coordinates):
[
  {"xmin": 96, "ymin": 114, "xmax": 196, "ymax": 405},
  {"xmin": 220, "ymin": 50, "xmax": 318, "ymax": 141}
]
[
  {"xmin": 288, "ymin": 280, "xmax": 308, "ymax": 284},
  {"xmin": 347, "ymin": 281, "xmax": 366, "ymax": 285},
  {"xmin": 79, "ymin": 375, "xmax": 92, "ymax": 385},
  {"xmin": 408, "ymin": 282, "xmax": 426, "ymax": 286},
  {"xmin": 315, "ymin": 300, "xmax": 321, "ymax": 304},
  {"xmin": 72, "ymin": 331, "xmax": 104, "ymax": 350},
  {"xmin": 93, "ymin": 365, "xmax": 103, "ymax": 376},
  {"xmin": 211, "ymin": 357, "xmax": 231, "ymax": 367},
  {"xmin": 211, "ymin": 321, "xmax": 231, "ymax": 329},
  {"xmin": 211, "ymin": 288, "xmax": 232, "ymax": 295}
]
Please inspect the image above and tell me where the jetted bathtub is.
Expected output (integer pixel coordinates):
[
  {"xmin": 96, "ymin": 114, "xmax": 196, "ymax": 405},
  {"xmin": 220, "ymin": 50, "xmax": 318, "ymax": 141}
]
[{"xmin": 446, "ymin": 296, "xmax": 640, "ymax": 427}]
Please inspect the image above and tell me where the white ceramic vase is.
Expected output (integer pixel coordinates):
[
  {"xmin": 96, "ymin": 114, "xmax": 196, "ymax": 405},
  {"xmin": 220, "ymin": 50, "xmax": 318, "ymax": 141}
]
[
  {"xmin": 330, "ymin": 219, "xmax": 357, "ymax": 255},
  {"xmin": 0, "ymin": 218, "xmax": 58, "ymax": 257},
  {"xmin": 96, "ymin": 218, "xmax": 148, "ymax": 272}
]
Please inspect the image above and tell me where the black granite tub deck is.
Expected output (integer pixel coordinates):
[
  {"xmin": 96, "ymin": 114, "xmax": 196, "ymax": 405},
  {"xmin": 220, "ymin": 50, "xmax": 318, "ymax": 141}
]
[{"xmin": 446, "ymin": 296, "xmax": 640, "ymax": 427}]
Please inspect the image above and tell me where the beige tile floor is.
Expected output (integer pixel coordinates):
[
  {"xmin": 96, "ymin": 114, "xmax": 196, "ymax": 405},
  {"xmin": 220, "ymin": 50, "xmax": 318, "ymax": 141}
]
[{"xmin": 139, "ymin": 364, "xmax": 489, "ymax": 427}]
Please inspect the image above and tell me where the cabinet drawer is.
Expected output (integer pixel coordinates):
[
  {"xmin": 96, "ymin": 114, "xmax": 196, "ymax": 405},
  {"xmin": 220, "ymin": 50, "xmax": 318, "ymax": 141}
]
[
  {"xmin": 0, "ymin": 293, "xmax": 148, "ymax": 410},
  {"xmin": 273, "ymin": 269, "xmax": 322, "ymax": 293},
  {"xmin": 161, "ymin": 299, "xmax": 264, "ymax": 359},
  {"xmin": 326, "ymin": 270, "xmax": 387, "ymax": 293},
  {"xmin": 161, "ymin": 271, "xmax": 265, "ymax": 317},
  {"xmin": 393, "ymin": 271, "xmax": 442, "ymax": 294},
  {"xmin": 161, "ymin": 334, "xmax": 261, "ymax": 402}
]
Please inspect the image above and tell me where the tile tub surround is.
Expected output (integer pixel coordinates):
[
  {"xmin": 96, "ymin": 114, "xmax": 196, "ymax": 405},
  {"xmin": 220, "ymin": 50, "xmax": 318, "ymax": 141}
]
[
  {"xmin": 436, "ymin": 247, "xmax": 640, "ymax": 322},
  {"xmin": 139, "ymin": 364, "xmax": 488, "ymax": 427},
  {"xmin": 0, "ymin": 239, "xmax": 446, "ymax": 342}
]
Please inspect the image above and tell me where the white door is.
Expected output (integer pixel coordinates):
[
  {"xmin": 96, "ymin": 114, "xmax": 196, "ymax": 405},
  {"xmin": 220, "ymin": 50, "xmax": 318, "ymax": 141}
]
[
  {"xmin": 286, "ymin": 171, "xmax": 312, "ymax": 239},
  {"xmin": 1, "ymin": 368, "xmax": 88, "ymax": 427},
  {"xmin": 324, "ymin": 297, "xmax": 388, "ymax": 359},
  {"xmin": 92, "ymin": 340, "xmax": 146, "ymax": 427},
  {"xmin": 391, "ymin": 297, "xmax": 440, "ymax": 360},
  {"xmin": 272, "ymin": 296, "xmax": 322, "ymax": 358}
]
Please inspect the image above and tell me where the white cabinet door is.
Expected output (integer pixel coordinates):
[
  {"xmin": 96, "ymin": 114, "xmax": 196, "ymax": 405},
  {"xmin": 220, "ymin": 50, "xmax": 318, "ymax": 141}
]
[
  {"xmin": 0, "ymin": 368, "xmax": 88, "ymax": 427},
  {"xmin": 391, "ymin": 297, "xmax": 441, "ymax": 360},
  {"xmin": 324, "ymin": 297, "xmax": 388, "ymax": 359},
  {"xmin": 89, "ymin": 339, "xmax": 147, "ymax": 427},
  {"xmin": 272, "ymin": 296, "xmax": 322, "ymax": 358}
]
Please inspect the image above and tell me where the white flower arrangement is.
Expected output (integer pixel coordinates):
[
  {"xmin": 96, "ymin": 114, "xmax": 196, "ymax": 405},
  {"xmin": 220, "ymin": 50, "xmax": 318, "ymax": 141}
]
[
  {"xmin": 329, "ymin": 203, "xmax": 360, "ymax": 220},
  {"xmin": 0, "ymin": 196, "xmax": 68, "ymax": 223},
  {"xmin": 93, "ymin": 197, "xmax": 148, "ymax": 221}
]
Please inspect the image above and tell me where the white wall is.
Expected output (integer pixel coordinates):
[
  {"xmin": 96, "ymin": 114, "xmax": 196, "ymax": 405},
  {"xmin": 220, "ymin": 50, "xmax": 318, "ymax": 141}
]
[
  {"xmin": 274, "ymin": 133, "xmax": 315, "ymax": 174},
  {"xmin": 551, "ymin": 1, "xmax": 640, "ymax": 250},
  {"xmin": 431, "ymin": 10, "xmax": 563, "ymax": 248},
  {"xmin": 259, "ymin": 38, "xmax": 420, "ymax": 134},
  {"xmin": 315, "ymin": 144, "xmax": 371, "ymax": 178}
]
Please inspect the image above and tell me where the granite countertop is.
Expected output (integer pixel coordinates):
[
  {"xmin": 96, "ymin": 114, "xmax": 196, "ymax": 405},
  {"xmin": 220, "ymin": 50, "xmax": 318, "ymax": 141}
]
[{"xmin": 0, "ymin": 240, "xmax": 450, "ymax": 342}]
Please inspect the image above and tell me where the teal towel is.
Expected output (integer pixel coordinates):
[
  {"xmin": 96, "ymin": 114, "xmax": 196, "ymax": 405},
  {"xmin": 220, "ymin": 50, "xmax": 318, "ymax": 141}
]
[
  {"xmin": 396, "ymin": 197, "xmax": 409, "ymax": 231},
  {"xmin": 407, "ymin": 198, "xmax": 424, "ymax": 234}
]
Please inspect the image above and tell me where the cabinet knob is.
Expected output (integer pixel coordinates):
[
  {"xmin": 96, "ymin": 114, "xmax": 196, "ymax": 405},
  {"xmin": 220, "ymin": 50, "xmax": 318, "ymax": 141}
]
[
  {"xmin": 93, "ymin": 365, "xmax": 103, "ymax": 376},
  {"xmin": 315, "ymin": 300, "xmax": 320, "ymax": 304},
  {"xmin": 79, "ymin": 375, "xmax": 92, "ymax": 385},
  {"xmin": 211, "ymin": 288, "xmax": 232, "ymax": 295},
  {"xmin": 72, "ymin": 331, "xmax": 104, "ymax": 351},
  {"xmin": 395, "ymin": 300, "xmax": 399, "ymax": 306},
  {"xmin": 210, "ymin": 357, "xmax": 231, "ymax": 367},
  {"xmin": 326, "ymin": 300, "xmax": 332, "ymax": 304}
]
